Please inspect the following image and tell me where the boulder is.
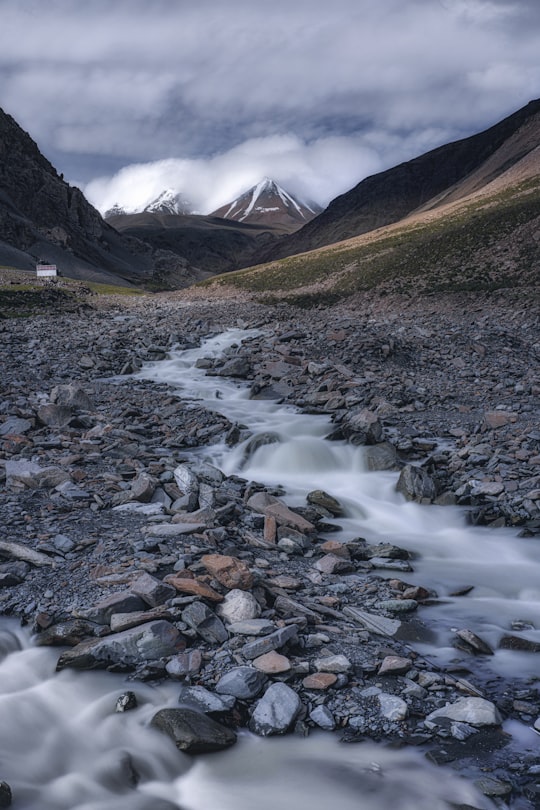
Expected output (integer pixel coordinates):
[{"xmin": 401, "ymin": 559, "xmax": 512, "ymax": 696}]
[
  {"xmin": 217, "ymin": 589, "xmax": 261, "ymax": 623},
  {"xmin": 130, "ymin": 572, "xmax": 176, "ymax": 608},
  {"xmin": 215, "ymin": 667, "xmax": 268, "ymax": 700},
  {"xmin": 181, "ymin": 601, "xmax": 228, "ymax": 644},
  {"xmin": 396, "ymin": 465, "xmax": 436, "ymax": 502},
  {"xmin": 151, "ymin": 708, "xmax": 236, "ymax": 753},
  {"xmin": 56, "ymin": 620, "xmax": 185, "ymax": 671},
  {"xmin": 250, "ymin": 683, "xmax": 302, "ymax": 736}
]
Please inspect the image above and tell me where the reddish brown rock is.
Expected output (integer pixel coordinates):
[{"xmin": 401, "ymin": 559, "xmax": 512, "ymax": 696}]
[
  {"xmin": 201, "ymin": 554, "xmax": 254, "ymax": 591},
  {"xmin": 253, "ymin": 651, "xmax": 291, "ymax": 674},
  {"xmin": 302, "ymin": 672, "xmax": 338, "ymax": 690},
  {"xmin": 164, "ymin": 573, "xmax": 223, "ymax": 602}
]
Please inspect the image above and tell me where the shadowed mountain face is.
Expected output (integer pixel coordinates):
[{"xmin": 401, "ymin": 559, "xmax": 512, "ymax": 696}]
[
  {"xmin": 0, "ymin": 108, "xmax": 202, "ymax": 287},
  {"xmin": 107, "ymin": 211, "xmax": 279, "ymax": 276},
  {"xmin": 260, "ymin": 99, "xmax": 540, "ymax": 263}
]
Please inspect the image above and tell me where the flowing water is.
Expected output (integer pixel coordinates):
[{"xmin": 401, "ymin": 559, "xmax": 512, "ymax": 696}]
[{"xmin": 2, "ymin": 327, "xmax": 539, "ymax": 808}]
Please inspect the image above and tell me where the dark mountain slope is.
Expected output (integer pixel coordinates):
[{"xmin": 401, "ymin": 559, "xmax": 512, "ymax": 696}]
[
  {"xmin": 108, "ymin": 211, "xmax": 279, "ymax": 275},
  {"xmin": 262, "ymin": 99, "xmax": 540, "ymax": 262},
  {"xmin": 0, "ymin": 108, "xmax": 200, "ymax": 287}
]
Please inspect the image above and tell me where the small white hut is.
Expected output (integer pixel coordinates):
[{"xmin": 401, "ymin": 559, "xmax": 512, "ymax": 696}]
[{"xmin": 36, "ymin": 263, "xmax": 57, "ymax": 278}]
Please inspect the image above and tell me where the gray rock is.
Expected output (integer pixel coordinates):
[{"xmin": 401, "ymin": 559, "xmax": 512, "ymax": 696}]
[
  {"xmin": 227, "ymin": 619, "xmax": 276, "ymax": 636},
  {"xmin": 426, "ymin": 697, "xmax": 502, "ymax": 727},
  {"xmin": 131, "ymin": 572, "xmax": 176, "ymax": 607},
  {"xmin": 218, "ymin": 357, "xmax": 251, "ymax": 378},
  {"xmin": 396, "ymin": 465, "xmax": 436, "ymax": 502},
  {"xmin": 342, "ymin": 408, "xmax": 383, "ymax": 445},
  {"xmin": 217, "ymin": 589, "xmax": 261, "ymax": 623},
  {"xmin": 310, "ymin": 705, "xmax": 336, "ymax": 730},
  {"xmin": 378, "ymin": 693, "xmax": 408, "ymax": 721},
  {"xmin": 50, "ymin": 383, "xmax": 94, "ymax": 410},
  {"xmin": 165, "ymin": 650, "xmax": 203, "ymax": 679},
  {"xmin": 343, "ymin": 607, "xmax": 402, "ymax": 637},
  {"xmin": 56, "ymin": 620, "xmax": 185, "ymax": 671},
  {"xmin": 314, "ymin": 654, "xmax": 352, "ymax": 673},
  {"xmin": 215, "ymin": 667, "xmax": 268, "ymax": 700},
  {"xmin": 81, "ymin": 592, "xmax": 147, "ymax": 625},
  {"xmin": 52, "ymin": 534, "xmax": 76, "ymax": 553},
  {"xmin": 0, "ymin": 780, "xmax": 11, "ymax": 808},
  {"xmin": 37, "ymin": 404, "xmax": 73, "ymax": 427},
  {"xmin": 151, "ymin": 708, "xmax": 237, "ymax": 753},
  {"xmin": 241, "ymin": 624, "xmax": 298, "ymax": 660},
  {"xmin": 182, "ymin": 602, "xmax": 228, "ymax": 644},
  {"xmin": 364, "ymin": 442, "xmax": 400, "ymax": 471},
  {"xmin": 306, "ymin": 490, "xmax": 344, "ymax": 516},
  {"xmin": 173, "ymin": 464, "xmax": 199, "ymax": 497},
  {"xmin": 0, "ymin": 416, "xmax": 32, "ymax": 436},
  {"xmin": 178, "ymin": 685, "xmax": 235, "ymax": 713},
  {"xmin": 115, "ymin": 691, "xmax": 138, "ymax": 712},
  {"xmin": 250, "ymin": 682, "xmax": 302, "ymax": 736}
]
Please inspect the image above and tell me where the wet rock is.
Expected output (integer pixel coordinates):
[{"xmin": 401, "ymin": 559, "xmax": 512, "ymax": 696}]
[
  {"xmin": 201, "ymin": 554, "xmax": 254, "ymax": 591},
  {"xmin": 475, "ymin": 777, "xmax": 513, "ymax": 798},
  {"xmin": 56, "ymin": 620, "xmax": 185, "ymax": 671},
  {"xmin": 215, "ymin": 667, "xmax": 268, "ymax": 700},
  {"xmin": 151, "ymin": 708, "xmax": 237, "ymax": 753},
  {"xmin": 115, "ymin": 691, "xmax": 138, "ymax": 712},
  {"xmin": 454, "ymin": 628, "xmax": 494, "ymax": 655},
  {"xmin": 341, "ymin": 408, "xmax": 383, "ymax": 445},
  {"xmin": 306, "ymin": 490, "xmax": 344, "ymax": 516},
  {"xmin": 182, "ymin": 601, "xmax": 228, "ymax": 644},
  {"xmin": 426, "ymin": 697, "xmax": 502, "ymax": 728},
  {"xmin": 364, "ymin": 442, "xmax": 400, "ymax": 471},
  {"xmin": 396, "ymin": 465, "xmax": 436, "ymax": 502},
  {"xmin": 250, "ymin": 682, "xmax": 302, "ymax": 736},
  {"xmin": 499, "ymin": 635, "xmax": 540, "ymax": 653},
  {"xmin": 218, "ymin": 357, "xmax": 251, "ymax": 378},
  {"xmin": 216, "ymin": 589, "xmax": 261, "ymax": 623},
  {"xmin": 375, "ymin": 599, "xmax": 418, "ymax": 613},
  {"xmin": 178, "ymin": 685, "xmax": 235, "ymax": 714}
]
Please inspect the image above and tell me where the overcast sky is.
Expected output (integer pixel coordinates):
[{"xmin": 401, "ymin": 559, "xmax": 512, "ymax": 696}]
[{"xmin": 1, "ymin": 0, "xmax": 539, "ymax": 214}]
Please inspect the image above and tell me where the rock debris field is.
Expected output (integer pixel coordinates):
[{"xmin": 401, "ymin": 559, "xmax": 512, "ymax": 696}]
[{"xmin": 1, "ymin": 287, "xmax": 539, "ymax": 804}]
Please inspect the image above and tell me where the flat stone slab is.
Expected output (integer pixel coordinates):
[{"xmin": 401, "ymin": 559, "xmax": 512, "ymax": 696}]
[{"xmin": 426, "ymin": 697, "xmax": 502, "ymax": 727}]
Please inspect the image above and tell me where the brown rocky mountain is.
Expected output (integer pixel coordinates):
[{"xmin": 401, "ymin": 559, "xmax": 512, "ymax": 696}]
[
  {"xmin": 0, "ymin": 108, "xmax": 202, "ymax": 287},
  {"xmin": 211, "ymin": 178, "xmax": 321, "ymax": 233},
  {"xmin": 260, "ymin": 98, "xmax": 540, "ymax": 263}
]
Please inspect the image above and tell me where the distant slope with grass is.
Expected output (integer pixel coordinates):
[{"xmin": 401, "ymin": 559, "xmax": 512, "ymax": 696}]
[
  {"xmin": 258, "ymin": 99, "xmax": 540, "ymax": 264},
  {"xmin": 202, "ymin": 170, "xmax": 540, "ymax": 306}
]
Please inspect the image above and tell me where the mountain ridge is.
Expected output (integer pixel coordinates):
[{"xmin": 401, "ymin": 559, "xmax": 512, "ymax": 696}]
[{"xmin": 259, "ymin": 98, "xmax": 540, "ymax": 263}]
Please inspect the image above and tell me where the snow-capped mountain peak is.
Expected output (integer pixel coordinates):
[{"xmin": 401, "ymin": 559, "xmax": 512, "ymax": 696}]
[
  {"xmin": 144, "ymin": 189, "xmax": 194, "ymax": 215},
  {"xmin": 211, "ymin": 178, "xmax": 321, "ymax": 231}
]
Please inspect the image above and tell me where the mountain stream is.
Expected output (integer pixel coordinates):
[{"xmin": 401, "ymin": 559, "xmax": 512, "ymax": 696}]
[{"xmin": 1, "ymin": 328, "xmax": 539, "ymax": 809}]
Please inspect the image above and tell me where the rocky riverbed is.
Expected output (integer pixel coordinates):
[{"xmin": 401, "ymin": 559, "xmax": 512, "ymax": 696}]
[{"xmin": 1, "ymin": 287, "xmax": 539, "ymax": 806}]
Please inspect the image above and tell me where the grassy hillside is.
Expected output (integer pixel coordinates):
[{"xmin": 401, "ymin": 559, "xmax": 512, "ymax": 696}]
[{"xmin": 202, "ymin": 177, "xmax": 540, "ymax": 306}]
